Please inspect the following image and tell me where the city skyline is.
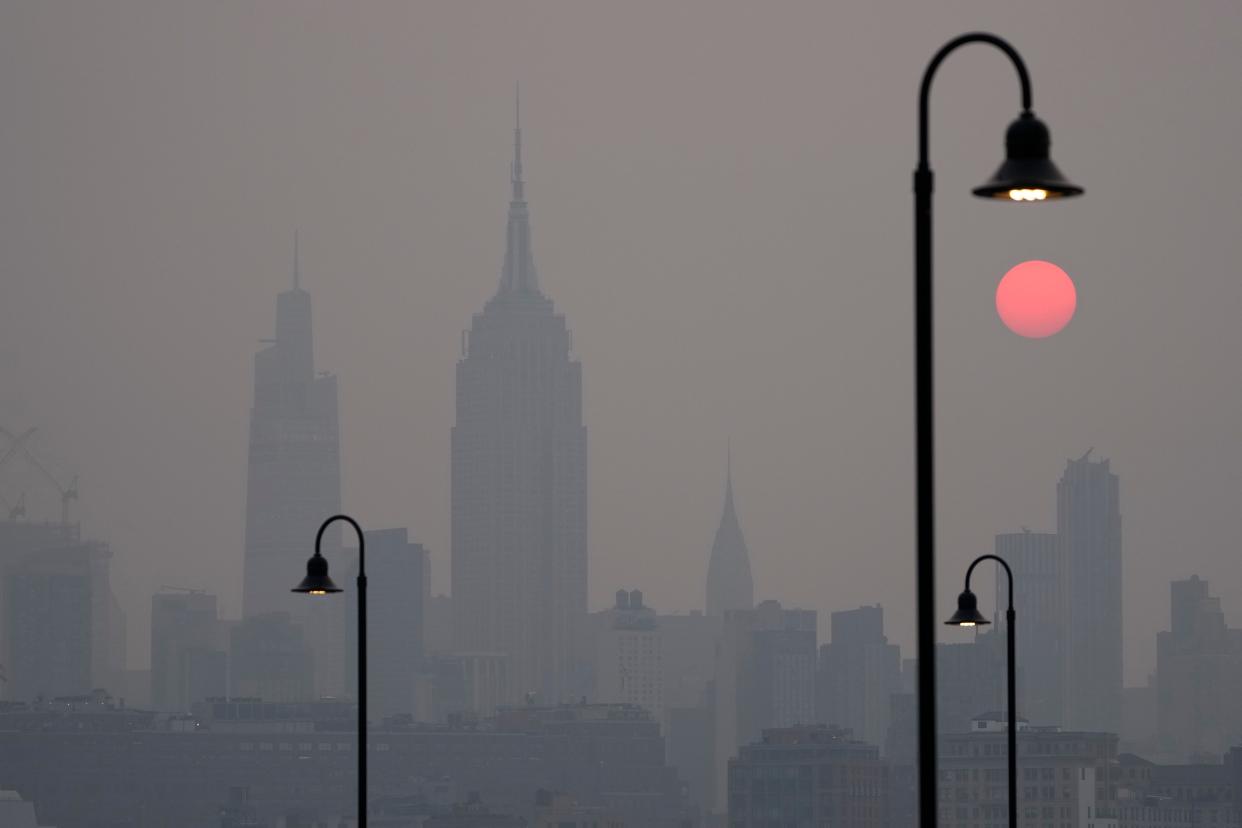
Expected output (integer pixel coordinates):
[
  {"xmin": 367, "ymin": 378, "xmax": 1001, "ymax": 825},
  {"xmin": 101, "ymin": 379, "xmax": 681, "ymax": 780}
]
[
  {"xmin": 1, "ymin": 3, "xmax": 1240, "ymax": 689},
  {"xmin": 4, "ymin": 4, "xmax": 1242, "ymax": 824}
]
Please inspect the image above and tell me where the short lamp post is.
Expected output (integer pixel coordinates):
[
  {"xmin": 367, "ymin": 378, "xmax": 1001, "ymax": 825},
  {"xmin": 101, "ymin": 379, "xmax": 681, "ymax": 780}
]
[
  {"xmin": 946, "ymin": 554, "xmax": 1016, "ymax": 828},
  {"xmin": 912, "ymin": 31, "xmax": 1082, "ymax": 828},
  {"xmin": 292, "ymin": 514, "xmax": 366, "ymax": 827}
]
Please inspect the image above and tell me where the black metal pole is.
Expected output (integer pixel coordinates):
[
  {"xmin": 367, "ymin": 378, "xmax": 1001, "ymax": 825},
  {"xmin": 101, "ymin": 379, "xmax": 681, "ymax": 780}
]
[
  {"xmin": 1006, "ymin": 604, "xmax": 1017, "ymax": 828},
  {"xmin": 914, "ymin": 159, "xmax": 937, "ymax": 828},
  {"xmin": 962, "ymin": 553, "xmax": 1017, "ymax": 828},
  {"xmin": 312, "ymin": 515, "xmax": 367, "ymax": 827},
  {"xmin": 916, "ymin": 34, "xmax": 1031, "ymax": 828},
  {"xmin": 357, "ymin": 546, "xmax": 367, "ymax": 828}
]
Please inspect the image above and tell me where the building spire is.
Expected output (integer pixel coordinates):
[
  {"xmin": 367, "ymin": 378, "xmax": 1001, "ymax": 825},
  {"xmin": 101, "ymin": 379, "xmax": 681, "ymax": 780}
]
[
  {"xmin": 499, "ymin": 85, "xmax": 539, "ymax": 295},
  {"xmin": 293, "ymin": 230, "xmax": 300, "ymax": 290},
  {"xmin": 707, "ymin": 442, "xmax": 754, "ymax": 617},
  {"xmin": 512, "ymin": 82, "xmax": 524, "ymax": 202}
]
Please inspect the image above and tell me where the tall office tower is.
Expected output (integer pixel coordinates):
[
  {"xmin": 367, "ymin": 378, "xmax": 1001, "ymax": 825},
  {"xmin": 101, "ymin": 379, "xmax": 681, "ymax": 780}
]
[
  {"xmin": 705, "ymin": 454, "xmax": 754, "ymax": 617},
  {"xmin": 344, "ymin": 528, "xmax": 429, "ymax": 719},
  {"xmin": 451, "ymin": 104, "xmax": 587, "ymax": 706},
  {"xmin": 816, "ymin": 604, "xmax": 901, "ymax": 748},
  {"xmin": 0, "ymin": 522, "xmax": 125, "ymax": 701},
  {"xmin": 150, "ymin": 589, "xmax": 226, "ymax": 712},
  {"xmin": 714, "ymin": 600, "xmax": 818, "ymax": 812},
  {"xmin": 1058, "ymin": 450, "xmax": 1122, "ymax": 733},
  {"xmin": 1156, "ymin": 575, "xmax": 1242, "ymax": 761},
  {"xmin": 995, "ymin": 529, "xmax": 1064, "ymax": 726},
  {"xmin": 241, "ymin": 241, "xmax": 344, "ymax": 696}
]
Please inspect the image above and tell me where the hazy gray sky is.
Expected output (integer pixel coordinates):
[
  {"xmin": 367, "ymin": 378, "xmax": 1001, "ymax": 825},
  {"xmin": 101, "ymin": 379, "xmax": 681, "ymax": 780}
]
[{"xmin": 2, "ymin": 1, "xmax": 1240, "ymax": 682}]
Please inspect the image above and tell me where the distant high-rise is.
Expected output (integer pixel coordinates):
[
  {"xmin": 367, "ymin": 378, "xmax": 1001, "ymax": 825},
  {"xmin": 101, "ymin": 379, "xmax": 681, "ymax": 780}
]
[
  {"xmin": 242, "ymin": 239, "xmax": 342, "ymax": 623},
  {"xmin": 345, "ymin": 528, "xmax": 429, "ymax": 719},
  {"xmin": 714, "ymin": 600, "xmax": 817, "ymax": 812},
  {"xmin": 706, "ymin": 453, "xmax": 754, "ymax": 617},
  {"xmin": 1058, "ymin": 450, "xmax": 1122, "ymax": 733},
  {"xmin": 816, "ymin": 604, "xmax": 901, "ymax": 748},
  {"xmin": 995, "ymin": 529, "xmax": 1064, "ymax": 726},
  {"xmin": 228, "ymin": 612, "xmax": 314, "ymax": 702},
  {"xmin": 0, "ymin": 521, "xmax": 125, "ymax": 701},
  {"xmin": 150, "ymin": 589, "xmax": 225, "ymax": 712},
  {"xmin": 1156, "ymin": 575, "xmax": 1242, "ymax": 760},
  {"xmin": 593, "ymin": 589, "xmax": 664, "ymax": 718},
  {"xmin": 451, "ymin": 101, "xmax": 588, "ymax": 705}
]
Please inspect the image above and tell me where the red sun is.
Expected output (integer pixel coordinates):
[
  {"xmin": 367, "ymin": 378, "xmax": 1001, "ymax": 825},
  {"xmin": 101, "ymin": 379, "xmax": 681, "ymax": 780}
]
[{"xmin": 996, "ymin": 260, "xmax": 1077, "ymax": 338}]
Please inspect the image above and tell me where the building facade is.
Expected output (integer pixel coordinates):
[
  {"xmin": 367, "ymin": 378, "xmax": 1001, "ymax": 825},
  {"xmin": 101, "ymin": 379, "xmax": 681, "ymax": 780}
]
[
  {"xmin": 1155, "ymin": 576, "xmax": 1242, "ymax": 761},
  {"xmin": 1058, "ymin": 451, "xmax": 1123, "ymax": 734},
  {"xmin": 0, "ymin": 699, "xmax": 691, "ymax": 828},
  {"xmin": 939, "ymin": 716, "xmax": 1120, "ymax": 828},
  {"xmin": 594, "ymin": 590, "xmax": 664, "ymax": 719},
  {"xmin": 996, "ymin": 530, "xmax": 1065, "ymax": 728},
  {"xmin": 228, "ymin": 612, "xmax": 314, "ymax": 703},
  {"xmin": 714, "ymin": 600, "xmax": 818, "ymax": 813},
  {"xmin": 816, "ymin": 604, "xmax": 901, "ymax": 749},
  {"xmin": 150, "ymin": 589, "xmax": 225, "ymax": 712},
  {"xmin": 451, "ymin": 110, "xmax": 587, "ymax": 706},
  {"xmin": 344, "ymin": 528, "xmax": 429, "ymax": 719},
  {"xmin": 0, "ymin": 522, "xmax": 124, "ymax": 701},
  {"xmin": 727, "ymin": 725, "xmax": 889, "ymax": 828}
]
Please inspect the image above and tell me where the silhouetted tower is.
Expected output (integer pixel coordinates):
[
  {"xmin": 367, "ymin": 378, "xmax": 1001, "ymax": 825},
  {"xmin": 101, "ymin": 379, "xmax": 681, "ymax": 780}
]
[
  {"xmin": 1058, "ymin": 450, "xmax": 1122, "ymax": 733},
  {"xmin": 706, "ymin": 451, "xmax": 754, "ymax": 617},
  {"xmin": 451, "ymin": 96, "xmax": 587, "ymax": 705},
  {"xmin": 242, "ymin": 237, "xmax": 342, "ymax": 621}
]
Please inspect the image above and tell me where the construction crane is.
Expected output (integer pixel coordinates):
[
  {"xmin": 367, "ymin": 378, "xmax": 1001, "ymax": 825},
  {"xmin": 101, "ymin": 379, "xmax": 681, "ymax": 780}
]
[
  {"xmin": 0, "ymin": 428, "xmax": 36, "ymax": 522},
  {"xmin": 159, "ymin": 585, "xmax": 206, "ymax": 595},
  {"xmin": 0, "ymin": 492, "xmax": 25, "ymax": 521},
  {"xmin": 0, "ymin": 427, "xmax": 38, "ymax": 472},
  {"xmin": 0, "ymin": 426, "xmax": 79, "ymax": 526}
]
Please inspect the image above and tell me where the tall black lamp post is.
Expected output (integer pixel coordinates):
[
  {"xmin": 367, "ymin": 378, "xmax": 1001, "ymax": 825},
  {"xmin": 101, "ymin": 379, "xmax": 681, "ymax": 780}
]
[
  {"xmin": 946, "ymin": 554, "xmax": 1017, "ymax": 828},
  {"xmin": 912, "ymin": 31, "xmax": 1082, "ymax": 828},
  {"xmin": 292, "ymin": 514, "xmax": 366, "ymax": 827}
]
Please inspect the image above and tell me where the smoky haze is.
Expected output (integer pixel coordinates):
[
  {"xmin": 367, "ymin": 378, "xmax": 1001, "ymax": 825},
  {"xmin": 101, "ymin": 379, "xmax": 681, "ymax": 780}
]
[{"xmin": 1, "ymin": 0, "xmax": 1240, "ymax": 690}]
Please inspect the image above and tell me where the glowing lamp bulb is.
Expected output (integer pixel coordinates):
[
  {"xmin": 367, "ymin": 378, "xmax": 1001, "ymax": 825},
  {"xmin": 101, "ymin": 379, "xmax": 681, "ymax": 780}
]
[
  {"xmin": 308, "ymin": 590, "xmax": 327, "ymax": 596},
  {"xmin": 1008, "ymin": 188, "xmax": 1048, "ymax": 202}
]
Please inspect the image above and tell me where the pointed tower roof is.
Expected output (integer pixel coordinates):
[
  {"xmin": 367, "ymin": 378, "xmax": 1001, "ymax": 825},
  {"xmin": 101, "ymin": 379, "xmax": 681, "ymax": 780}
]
[
  {"xmin": 498, "ymin": 84, "xmax": 540, "ymax": 295},
  {"xmin": 292, "ymin": 230, "xmax": 301, "ymax": 291},
  {"xmin": 707, "ymin": 447, "xmax": 754, "ymax": 617}
]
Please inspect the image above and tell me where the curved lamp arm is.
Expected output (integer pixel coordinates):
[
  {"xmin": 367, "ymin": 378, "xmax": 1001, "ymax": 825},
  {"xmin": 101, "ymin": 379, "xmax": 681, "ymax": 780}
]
[
  {"xmin": 316, "ymin": 513, "xmax": 366, "ymax": 576},
  {"xmin": 919, "ymin": 32, "xmax": 1032, "ymax": 167},
  {"xmin": 965, "ymin": 552, "xmax": 1014, "ymax": 612}
]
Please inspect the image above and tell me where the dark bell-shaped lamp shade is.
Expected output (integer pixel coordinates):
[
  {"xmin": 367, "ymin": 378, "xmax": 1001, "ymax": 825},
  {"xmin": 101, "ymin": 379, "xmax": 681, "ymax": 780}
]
[
  {"xmin": 973, "ymin": 112, "xmax": 1084, "ymax": 202},
  {"xmin": 291, "ymin": 552, "xmax": 342, "ymax": 595},
  {"xmin": 945, "ymin": 589, "xmax": 990, "ymax": 627}
]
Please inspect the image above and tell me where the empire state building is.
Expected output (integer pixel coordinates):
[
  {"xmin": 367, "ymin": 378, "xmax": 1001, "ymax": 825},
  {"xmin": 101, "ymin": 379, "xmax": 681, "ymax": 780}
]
[{"xmin": 451, "ymin": 103, "xmax": 588, "ymax": 705}]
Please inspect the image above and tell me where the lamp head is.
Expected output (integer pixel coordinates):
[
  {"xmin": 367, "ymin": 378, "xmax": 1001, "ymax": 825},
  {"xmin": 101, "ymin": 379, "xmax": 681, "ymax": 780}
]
[
  {"xmin": 945, "ymin": 588, "xmax": 990, "ymax": 627},
  {"xmin": 291, "ymin": 552, "xmax": 342, "ymax": 595},
  {"xmin": 973, "ymin": 112, "xmax": 1083, "ymax": 201}
]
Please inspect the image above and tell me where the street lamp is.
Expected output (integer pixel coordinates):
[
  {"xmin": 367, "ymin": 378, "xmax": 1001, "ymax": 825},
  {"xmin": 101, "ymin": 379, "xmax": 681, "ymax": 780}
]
[
  {"xmin": 946, "ymin": 554, "xmax": 1017, "ymax": 828},
  {"xmin": 292, "ymin": 514, "xmax": 366, "ymax": 827},
  {"xmin": 912, "ymin": 31, "xmax": 1081, "ymax": 828}
]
